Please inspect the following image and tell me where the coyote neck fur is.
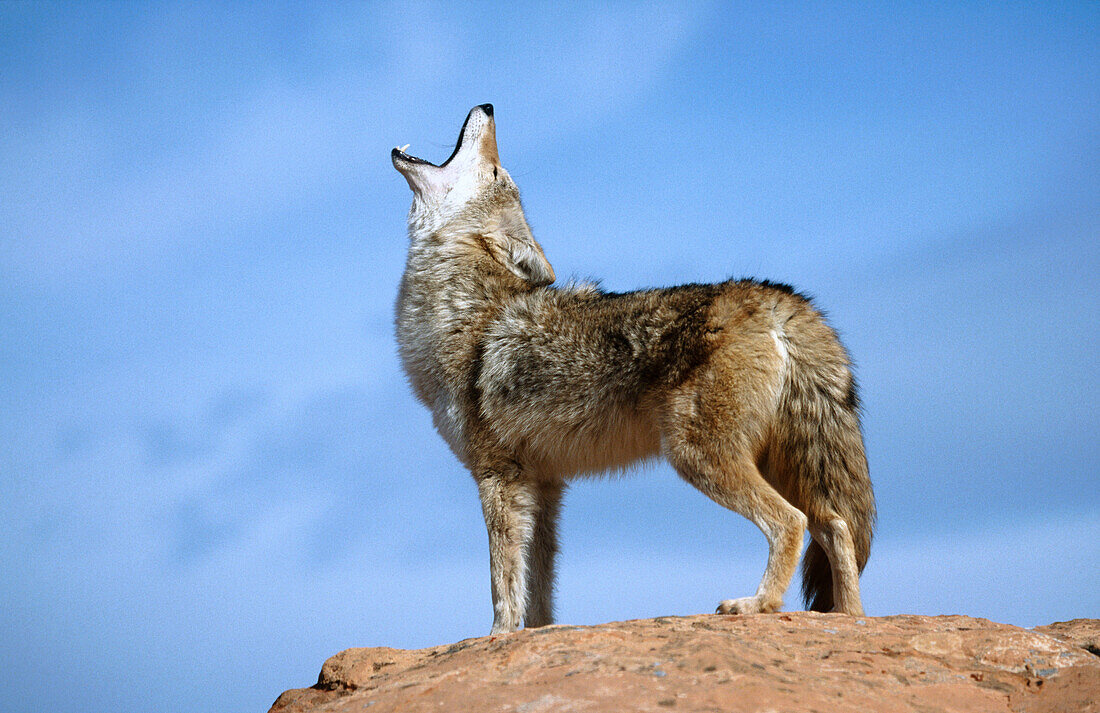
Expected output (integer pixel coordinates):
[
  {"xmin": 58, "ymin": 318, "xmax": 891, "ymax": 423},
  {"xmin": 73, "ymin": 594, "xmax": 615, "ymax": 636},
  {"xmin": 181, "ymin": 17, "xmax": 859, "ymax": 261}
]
[{"xmin": 395, "ymin": 225, "xmax": 537, "ymax": 461}]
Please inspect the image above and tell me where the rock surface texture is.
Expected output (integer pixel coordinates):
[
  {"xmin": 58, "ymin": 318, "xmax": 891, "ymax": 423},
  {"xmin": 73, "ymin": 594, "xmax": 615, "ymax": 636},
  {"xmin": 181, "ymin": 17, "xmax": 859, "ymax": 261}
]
[{"xmin": 271, "ymin": 613, "xmax": 1100, "ymax": 713}]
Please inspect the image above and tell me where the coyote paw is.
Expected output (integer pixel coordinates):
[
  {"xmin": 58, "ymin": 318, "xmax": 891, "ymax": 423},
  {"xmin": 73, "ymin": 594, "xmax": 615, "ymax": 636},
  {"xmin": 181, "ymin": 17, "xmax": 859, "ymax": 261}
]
[
  {"xmin": 716, "ymin": 596, "xmax": 778, "ymax": 615},
  {"xmin": 489, "ymin": 622, "xmax": 521, "ymax": 635}
]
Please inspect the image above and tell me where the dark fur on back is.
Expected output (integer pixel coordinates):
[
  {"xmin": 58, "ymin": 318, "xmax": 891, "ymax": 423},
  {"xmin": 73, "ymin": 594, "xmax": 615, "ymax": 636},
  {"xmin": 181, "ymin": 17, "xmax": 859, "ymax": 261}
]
[{"xmin": 482, "ymin": 282, "xmax": 727, "ymax": 406}]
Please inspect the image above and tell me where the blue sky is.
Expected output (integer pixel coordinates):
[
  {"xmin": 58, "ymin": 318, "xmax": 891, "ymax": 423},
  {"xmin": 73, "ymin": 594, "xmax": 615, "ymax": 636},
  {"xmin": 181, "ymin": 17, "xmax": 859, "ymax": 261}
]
[{"xmin": 1, "ymin": 2, "xmax": 1098, "ymax": 712}]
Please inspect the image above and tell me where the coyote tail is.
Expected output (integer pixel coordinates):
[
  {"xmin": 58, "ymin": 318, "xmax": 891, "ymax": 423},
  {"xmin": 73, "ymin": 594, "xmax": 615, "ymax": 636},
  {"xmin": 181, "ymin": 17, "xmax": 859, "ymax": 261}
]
[{"xmin": 773, "ymin": 317, "xmax": 876, "ymax": 612}]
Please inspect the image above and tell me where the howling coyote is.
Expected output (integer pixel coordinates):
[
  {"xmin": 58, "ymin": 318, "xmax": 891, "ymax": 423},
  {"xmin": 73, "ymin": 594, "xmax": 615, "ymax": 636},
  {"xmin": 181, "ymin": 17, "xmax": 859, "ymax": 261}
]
[{"xmin": 392, "ymin": 105, "xmax": 875, "ymax": 634}]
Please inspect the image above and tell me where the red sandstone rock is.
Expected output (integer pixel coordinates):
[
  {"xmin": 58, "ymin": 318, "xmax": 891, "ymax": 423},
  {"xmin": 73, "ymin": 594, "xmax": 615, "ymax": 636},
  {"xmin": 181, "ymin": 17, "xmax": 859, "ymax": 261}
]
[
  {"xmin": 1035, "ymin": 618, "xmax": 1100, "ymax": 656},
  {"xmin": 270, "ymin": 613, "xmax": 1100, "ymax": 713}
]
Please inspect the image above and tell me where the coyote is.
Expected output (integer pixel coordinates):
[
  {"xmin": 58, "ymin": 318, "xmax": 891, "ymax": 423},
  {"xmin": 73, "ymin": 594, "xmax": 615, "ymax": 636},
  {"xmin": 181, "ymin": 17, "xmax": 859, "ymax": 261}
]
[{"xmin": 392, "ymin": 105, "xmax": 875, "ymax": 634}]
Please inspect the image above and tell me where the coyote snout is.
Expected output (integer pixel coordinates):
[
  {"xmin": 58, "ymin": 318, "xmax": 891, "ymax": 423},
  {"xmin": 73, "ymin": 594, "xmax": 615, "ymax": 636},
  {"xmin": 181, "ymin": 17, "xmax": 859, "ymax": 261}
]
[
  {"xmin": 393, "ymin": 105, "xmax": 875, "ymax": 634},
  {"xmin": 392, "ymin": 103, "xmax": 499, "ymax": 203}
]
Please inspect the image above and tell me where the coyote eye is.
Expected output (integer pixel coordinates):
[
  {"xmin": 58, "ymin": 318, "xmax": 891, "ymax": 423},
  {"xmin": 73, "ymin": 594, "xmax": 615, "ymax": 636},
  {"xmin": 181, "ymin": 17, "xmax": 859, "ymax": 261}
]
[{"xmin": 493, "ymin": 166, "xmax": 498, "ymax": 179}]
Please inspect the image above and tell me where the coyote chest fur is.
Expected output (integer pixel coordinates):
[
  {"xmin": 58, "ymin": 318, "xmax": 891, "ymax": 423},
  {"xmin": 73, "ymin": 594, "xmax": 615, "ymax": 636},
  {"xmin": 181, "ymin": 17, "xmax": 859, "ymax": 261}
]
[{"xmin": 393, "ymin": 105, "xmax": 875, "ymax": 634}]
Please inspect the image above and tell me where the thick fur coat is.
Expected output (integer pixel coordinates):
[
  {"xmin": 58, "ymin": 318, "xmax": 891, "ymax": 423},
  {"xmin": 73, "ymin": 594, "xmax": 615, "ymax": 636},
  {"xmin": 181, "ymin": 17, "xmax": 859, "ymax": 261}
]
[{"xmin": 393, "ymin": 105, "xmax": 875, "ymax": 633}]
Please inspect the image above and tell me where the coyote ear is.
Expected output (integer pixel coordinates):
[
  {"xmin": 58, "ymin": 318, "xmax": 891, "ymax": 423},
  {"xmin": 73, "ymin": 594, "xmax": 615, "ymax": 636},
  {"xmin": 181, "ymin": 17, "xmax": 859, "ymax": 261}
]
[
  {"xmin": 494, "ymin": 191, "xmax": 554, "ymax": 286},
  {"xmin": 506, "ymin": 239, "xmax": 555, "ymax": 286}
]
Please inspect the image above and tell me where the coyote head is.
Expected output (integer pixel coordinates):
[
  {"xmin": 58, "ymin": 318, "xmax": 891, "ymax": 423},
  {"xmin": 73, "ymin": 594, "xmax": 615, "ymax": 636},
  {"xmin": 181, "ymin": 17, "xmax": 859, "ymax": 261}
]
[{"xmin": 392, "ymin": 104, "xmax": 554, "ymax": 286}]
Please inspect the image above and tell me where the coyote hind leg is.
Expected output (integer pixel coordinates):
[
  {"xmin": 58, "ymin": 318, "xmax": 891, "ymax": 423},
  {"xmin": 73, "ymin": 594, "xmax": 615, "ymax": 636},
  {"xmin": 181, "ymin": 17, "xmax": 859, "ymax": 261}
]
[
  {"xmin": 810, "ymin": 517, "xmax": 864, "ymax": 615},
  {"xmin": 671, "ymin": 453, "xmax": 807, "ymax": 615}
]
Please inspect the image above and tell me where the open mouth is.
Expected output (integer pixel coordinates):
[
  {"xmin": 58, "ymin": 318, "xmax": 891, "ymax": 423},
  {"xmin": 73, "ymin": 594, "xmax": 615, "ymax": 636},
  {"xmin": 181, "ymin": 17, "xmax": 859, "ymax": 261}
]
[
  {"xmin": 390, "ymin": 145, "xmax": 434, "ymax": 165},
  {"xmin": 392, "ymin": 103, "xmax": 492, "ymax": 168}
]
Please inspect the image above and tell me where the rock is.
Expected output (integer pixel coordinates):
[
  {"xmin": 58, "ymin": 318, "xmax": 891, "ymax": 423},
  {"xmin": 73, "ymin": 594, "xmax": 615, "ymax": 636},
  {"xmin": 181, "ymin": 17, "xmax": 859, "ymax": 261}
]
[
  {"xmin": 1035, "ymin": 619, "xmax": 1100, "ymax": 657},
  {"xmin": 270, "ymin": 613, "xmax": 1100, "ymax": 713}
]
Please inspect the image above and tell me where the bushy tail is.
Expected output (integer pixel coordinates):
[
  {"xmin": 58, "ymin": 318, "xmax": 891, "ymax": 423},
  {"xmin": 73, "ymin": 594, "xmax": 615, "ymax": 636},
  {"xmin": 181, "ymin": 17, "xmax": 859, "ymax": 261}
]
[
  {"xmin": 800, "ymin": 539, "xmax": 835, "ymax": 611},
  {"xmin": 772, "ymin": 312, "xmax": 876, "ymax": 612},
  {"xmin": 796, "ymin": 400, "xmax": 875, "ymax": 611},
  {"xmin": 799, "ymin": 442, "xmax": 874, "ymax": 613}
]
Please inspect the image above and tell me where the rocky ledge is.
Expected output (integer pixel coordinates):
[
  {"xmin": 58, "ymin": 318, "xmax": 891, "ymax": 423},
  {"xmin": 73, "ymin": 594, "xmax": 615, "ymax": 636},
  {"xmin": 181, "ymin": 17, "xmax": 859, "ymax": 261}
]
[{"xmin": 271, "ymin": 613, "xmax": 1099, "ymax": 713}]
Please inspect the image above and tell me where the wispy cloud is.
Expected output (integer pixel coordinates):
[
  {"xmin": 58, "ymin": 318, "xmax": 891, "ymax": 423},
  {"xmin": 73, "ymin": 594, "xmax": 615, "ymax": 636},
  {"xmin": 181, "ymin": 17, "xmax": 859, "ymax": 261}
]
[{"xmin": 1, "ymin": 2, "xmax": 712, "ymax": 287}]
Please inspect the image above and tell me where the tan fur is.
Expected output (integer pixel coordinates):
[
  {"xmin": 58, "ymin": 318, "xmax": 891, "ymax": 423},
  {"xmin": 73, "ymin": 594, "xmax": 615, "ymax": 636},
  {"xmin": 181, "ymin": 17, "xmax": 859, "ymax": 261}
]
[{"xmin": 392, "ymin": 105, "xmax": 875, "ymax": 633}]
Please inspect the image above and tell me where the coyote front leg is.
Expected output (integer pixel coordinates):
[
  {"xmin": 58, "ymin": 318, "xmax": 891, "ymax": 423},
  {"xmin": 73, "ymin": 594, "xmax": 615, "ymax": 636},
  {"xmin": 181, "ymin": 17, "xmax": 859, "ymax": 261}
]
[
  {"xmin": 476, "ymin": 465, "xmax": 538, "ymax": 634},
  {"xmin": 524, "ymin": 481, "xmax": 564, "ymax": 628}
]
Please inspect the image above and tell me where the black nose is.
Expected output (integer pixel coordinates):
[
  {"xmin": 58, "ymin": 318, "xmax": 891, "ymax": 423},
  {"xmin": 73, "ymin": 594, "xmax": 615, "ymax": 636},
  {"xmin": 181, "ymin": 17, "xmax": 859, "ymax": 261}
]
[{"xmin": 478, "ymin": 103, "xmax": 494, "ymax": 116}]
